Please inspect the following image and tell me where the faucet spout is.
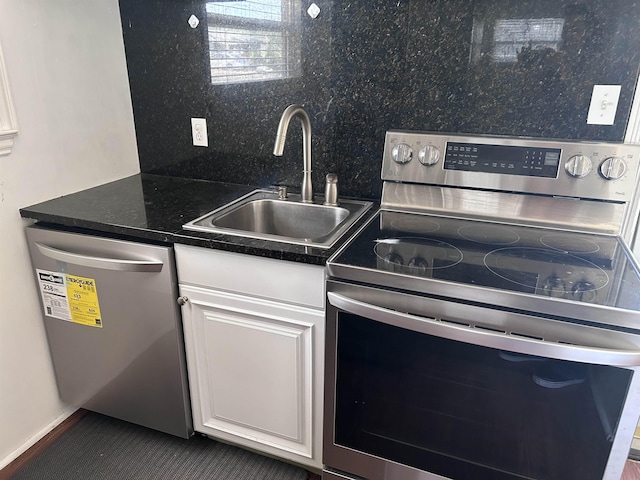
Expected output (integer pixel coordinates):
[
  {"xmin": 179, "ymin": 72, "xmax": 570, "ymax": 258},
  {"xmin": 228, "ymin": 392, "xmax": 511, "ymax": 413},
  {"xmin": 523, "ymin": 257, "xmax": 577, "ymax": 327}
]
[{"xmin": 273, "ymin": 104, "xmax": 313, "ymax": 203}]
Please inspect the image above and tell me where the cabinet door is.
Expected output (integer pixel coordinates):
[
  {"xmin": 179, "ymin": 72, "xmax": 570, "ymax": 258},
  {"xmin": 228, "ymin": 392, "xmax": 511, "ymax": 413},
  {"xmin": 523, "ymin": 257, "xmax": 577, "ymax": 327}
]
[{"xmin": 180, "ymin": 284, "xmax": 323, "ymax": 468}]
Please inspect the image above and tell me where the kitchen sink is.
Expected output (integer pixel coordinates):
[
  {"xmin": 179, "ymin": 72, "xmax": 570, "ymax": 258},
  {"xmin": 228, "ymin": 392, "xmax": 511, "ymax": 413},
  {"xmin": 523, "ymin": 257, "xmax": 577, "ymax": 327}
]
[{"xmin": 183, "ymin": 190, "xmax": 373, "ymax": 248}]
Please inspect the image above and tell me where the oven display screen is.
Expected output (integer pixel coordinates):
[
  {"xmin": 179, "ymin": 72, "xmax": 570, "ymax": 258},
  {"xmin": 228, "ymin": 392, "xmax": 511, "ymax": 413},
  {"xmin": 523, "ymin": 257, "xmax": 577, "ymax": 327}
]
[{"xmin": 444, "ymin": 142, "xmax": 561, "ymax": 178}]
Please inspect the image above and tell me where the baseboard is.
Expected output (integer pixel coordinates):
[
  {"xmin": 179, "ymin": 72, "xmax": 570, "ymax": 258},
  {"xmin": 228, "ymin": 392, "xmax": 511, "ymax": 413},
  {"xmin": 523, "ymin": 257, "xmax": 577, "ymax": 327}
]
[{"xmin": 0, "ymin": 407, "xmax": 82, "ymax": 478}]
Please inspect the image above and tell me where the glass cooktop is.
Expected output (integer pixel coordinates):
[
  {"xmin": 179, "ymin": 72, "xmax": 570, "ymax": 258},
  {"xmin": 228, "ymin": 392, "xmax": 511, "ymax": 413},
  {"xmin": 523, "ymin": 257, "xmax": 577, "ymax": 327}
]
[{"xmin": 328, "ymin": 210, "xmax": 640, "ymax": 326}]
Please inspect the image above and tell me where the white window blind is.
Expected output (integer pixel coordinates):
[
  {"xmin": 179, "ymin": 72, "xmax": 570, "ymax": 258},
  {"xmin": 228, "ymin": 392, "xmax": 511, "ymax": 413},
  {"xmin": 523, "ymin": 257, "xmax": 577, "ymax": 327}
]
[
  {"xmin": 206, "ymin": 0, "xmax": 301, "ymax": 85},
  {"xmin": 493, "ymin": 18, "xmax": 565, "ymax": 63}
]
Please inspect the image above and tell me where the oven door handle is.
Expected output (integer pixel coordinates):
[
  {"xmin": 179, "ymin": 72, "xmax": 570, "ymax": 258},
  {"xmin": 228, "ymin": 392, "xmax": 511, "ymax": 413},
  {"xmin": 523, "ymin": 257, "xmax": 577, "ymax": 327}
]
[{"xmin": 328, "ymin": 292, "xmax": 640, "ymax": 366}]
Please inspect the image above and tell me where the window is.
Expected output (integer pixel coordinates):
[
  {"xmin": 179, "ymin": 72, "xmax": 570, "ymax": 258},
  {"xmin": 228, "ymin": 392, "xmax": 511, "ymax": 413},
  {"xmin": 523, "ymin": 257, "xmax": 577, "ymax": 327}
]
[
  {"xmin": 492, "ymin": 18, "xmax": 565, "ymax": 63},
  {"xmin": 206, "ymin": 0, "xmax": 302, "ymax": 85},
  {"xmin": 0, "ymin": 41, "xmax": 18, "ymax": 155}
]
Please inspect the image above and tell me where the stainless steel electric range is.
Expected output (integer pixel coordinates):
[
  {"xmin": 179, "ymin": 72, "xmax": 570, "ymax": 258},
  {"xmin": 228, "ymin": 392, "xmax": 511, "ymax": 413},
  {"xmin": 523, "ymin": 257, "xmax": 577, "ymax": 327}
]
[{"xmin": 323, "ymin": 131, "xmax": 640, "ymax": 480}]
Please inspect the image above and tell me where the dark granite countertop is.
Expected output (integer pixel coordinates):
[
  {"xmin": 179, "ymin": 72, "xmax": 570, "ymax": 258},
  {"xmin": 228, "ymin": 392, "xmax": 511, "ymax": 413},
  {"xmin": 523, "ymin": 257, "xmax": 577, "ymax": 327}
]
[{"xmin": 19, "ymin": 174, "xmax": 374, "ymax": 265}]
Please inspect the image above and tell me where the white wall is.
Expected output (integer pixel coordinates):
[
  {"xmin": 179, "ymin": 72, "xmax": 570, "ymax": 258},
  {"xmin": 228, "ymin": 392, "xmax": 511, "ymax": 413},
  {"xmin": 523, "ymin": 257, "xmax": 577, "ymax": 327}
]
[{"xmin": 0, "ymin": 0, "xmax": 139, "ymax": 468}]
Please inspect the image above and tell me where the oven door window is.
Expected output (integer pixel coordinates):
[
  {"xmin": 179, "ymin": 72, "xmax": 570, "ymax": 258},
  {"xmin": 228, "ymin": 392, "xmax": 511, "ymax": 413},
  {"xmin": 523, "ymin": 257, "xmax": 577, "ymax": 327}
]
[{"xmin": 334, "ymin": 313, "xmax": 632, "ymax": 480}]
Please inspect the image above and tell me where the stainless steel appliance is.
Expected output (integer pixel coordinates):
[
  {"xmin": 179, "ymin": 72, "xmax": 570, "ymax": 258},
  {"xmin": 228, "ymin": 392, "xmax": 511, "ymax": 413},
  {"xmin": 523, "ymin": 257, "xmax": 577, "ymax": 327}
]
[
  {"xmin": 26, "ymin": 225, "xmax": 192, "ymax": 438},
  {"xmin": 323, "ymin": 132, "xmax": 640, "ymax": 480}
]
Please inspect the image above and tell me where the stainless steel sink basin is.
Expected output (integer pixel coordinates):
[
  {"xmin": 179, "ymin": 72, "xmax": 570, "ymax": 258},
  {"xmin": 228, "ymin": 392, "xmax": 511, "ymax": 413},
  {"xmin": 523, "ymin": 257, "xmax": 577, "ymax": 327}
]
[{"xmin": 183, "ymin": 190, "xmax": 372, "ymax": 248}]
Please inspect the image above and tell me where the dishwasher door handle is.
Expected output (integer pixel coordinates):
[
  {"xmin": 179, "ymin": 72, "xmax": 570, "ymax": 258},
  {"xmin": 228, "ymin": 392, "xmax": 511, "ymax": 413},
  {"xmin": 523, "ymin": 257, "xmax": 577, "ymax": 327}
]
[
  {"xmin": 328, "ymin": 291, "xmax": 640, "ymax": 367},
  {"xmin": 35, "ymin": 242, "xmax": 164, "ymax": 272}
]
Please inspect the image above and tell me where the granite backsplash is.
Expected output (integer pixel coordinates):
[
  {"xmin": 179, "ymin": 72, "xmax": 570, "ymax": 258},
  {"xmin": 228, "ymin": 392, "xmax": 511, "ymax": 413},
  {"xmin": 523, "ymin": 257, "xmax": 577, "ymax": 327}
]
[{"xmin": 119, "ymin": 0, "xmax": 640, "ymax": 199}]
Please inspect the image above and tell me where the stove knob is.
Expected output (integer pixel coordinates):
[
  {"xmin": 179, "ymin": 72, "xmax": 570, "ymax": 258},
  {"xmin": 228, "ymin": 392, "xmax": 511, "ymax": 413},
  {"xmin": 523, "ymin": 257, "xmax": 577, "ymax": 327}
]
[
  {"xmin": 571, "ymin": 281, "xmax": 597, "ymax": 303},
  {"xmin": 418, "ymin": 145, "xmax": 440, "ymax": 166},
  {"xmin": 408, "ymin": 257, "xmax": 429, "ymax": 274},
  {"xmin": 599, "ymin": 157, "xmax": 627, "ymax": 180},
  {"xmin": 391, "ymin": 143, "xmax": 413, "ymax": 164},
  {"xmin": 542, "ymin": 276, "xmax": 566, "ymax": 298},
  {"xmin": 383, "ymin": 253, "xmax": 404, "ymax": 272},
  {"xmin": 565, "ymin": 154, "xmax": 592, "ymax": 178}
]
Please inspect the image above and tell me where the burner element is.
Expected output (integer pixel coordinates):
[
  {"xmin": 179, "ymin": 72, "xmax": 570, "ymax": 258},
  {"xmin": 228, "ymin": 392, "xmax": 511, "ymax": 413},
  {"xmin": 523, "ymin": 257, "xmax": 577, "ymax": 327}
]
[
  {"xmin": 458, "ymin": 225, "xmax": 520, "ymax": 245},
  {"xmin": 374, "ymin": 237, "xmax": 463, "ymax": 272},
  {"xmin": 388, "ymin": 216, "xmax": 440, "ymax": 234},
  {"xmin": 484, "ymin": 247, "xmax": 609, "ymax": 298},
  {"xmin": 540, "ymin": 235, "xmax": 600, "ymax": 254}
]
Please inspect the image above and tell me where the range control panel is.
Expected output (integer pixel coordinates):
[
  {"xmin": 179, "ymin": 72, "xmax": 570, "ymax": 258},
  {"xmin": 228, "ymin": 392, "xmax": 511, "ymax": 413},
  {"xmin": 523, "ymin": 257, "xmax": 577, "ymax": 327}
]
[
  {"xmin": 382, "ymin": 131, "xmax": 640, "ymax": 202},
  {"xmin": 444, "ymin": 142, "xmax": 561, "ymax": 178}
]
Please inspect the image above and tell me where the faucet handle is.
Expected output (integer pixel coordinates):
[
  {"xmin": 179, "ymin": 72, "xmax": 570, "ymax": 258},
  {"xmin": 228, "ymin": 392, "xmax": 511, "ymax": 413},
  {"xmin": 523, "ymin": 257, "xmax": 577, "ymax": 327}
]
[{"xmin": 324, "ymin": 173, "xmax": 339, "ymax": 206}]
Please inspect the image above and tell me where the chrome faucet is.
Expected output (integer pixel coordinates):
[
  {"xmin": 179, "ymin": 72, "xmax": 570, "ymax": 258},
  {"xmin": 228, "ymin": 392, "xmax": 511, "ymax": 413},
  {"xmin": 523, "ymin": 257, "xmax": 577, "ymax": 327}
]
[{"xmin": 273, "ymin": 104, "xmax": 313, "ymax": 203}]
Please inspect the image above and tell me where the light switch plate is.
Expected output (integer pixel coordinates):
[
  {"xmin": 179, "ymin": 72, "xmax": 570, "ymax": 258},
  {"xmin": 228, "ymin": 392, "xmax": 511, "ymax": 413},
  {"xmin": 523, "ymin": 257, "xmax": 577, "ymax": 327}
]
[
  {"xmin": 587, "ymin": 85, "xmax": 621, "ymax": 125},
  {"xmin": 191, "ymin": 118, "xmax": 208, "ymax": 147}
]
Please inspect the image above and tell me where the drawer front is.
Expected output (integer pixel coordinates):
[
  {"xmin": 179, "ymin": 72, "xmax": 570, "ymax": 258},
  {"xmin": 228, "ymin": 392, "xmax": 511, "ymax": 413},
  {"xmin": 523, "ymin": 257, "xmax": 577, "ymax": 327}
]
[{"xmin": 175, "ymin": 245, "xmax": 325, "ymax": 309}]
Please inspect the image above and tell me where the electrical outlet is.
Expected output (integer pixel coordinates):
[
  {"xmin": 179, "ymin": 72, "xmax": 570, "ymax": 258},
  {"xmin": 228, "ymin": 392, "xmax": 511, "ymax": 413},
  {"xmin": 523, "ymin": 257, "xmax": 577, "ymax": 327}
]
[
  {"xmin": 587, "ymin": 85, "xmax": 621, "ymax": 125},
  {"xmin": 191, "ymin": 118, "xmax": 208, "ymax": 147}
]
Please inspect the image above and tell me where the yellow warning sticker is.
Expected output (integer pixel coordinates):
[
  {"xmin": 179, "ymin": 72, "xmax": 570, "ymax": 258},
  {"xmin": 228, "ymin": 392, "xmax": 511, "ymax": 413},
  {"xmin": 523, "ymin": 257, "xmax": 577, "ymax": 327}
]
[
  {"xmin": 36, "ymin": 269, "xmax": 103, "ymax": 328},
  {"xmin": 66, "ymin": 274, "xmax": 103, "ymax": 327}
]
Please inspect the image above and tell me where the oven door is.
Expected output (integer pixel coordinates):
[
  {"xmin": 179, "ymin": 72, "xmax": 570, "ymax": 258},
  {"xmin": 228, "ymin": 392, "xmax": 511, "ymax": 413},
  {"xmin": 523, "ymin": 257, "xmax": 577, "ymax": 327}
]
[{"xmin": 324, "ymin": 280, "xmax": 640, "ymax": 480}]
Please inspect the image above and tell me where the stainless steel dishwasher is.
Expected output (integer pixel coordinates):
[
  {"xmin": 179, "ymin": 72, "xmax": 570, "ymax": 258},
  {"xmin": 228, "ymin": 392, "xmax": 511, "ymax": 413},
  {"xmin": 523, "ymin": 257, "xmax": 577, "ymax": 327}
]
[{"xmin": 25, "ymin": 224, "xmax": 192, "ymax": 438}]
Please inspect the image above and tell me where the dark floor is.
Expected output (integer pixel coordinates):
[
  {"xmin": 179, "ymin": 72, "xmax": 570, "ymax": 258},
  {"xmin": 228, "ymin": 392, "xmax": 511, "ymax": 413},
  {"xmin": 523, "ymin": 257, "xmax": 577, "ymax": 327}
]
[
  {"xmin": 4, "ymin": 410, "xmax": 638, "ymax": 480},
  {"xmin": 1, "ymin": 411, "xmax": 320, "ymax": 480}
]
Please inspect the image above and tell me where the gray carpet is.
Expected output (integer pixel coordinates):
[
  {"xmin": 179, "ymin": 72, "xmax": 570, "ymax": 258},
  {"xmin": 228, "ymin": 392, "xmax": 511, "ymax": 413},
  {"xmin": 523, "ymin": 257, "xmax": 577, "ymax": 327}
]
[{"xmin": 12, "ymin": 412, "xmax": 310, "ymax": 479}]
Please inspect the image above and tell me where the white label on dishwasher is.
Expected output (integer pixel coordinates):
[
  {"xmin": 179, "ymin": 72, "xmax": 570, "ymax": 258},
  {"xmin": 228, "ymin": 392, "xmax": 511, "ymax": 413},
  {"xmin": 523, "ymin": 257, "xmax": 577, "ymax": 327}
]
[{"xmin": 36, "ymin": 269, "xmax": 103, "ymax": 328}]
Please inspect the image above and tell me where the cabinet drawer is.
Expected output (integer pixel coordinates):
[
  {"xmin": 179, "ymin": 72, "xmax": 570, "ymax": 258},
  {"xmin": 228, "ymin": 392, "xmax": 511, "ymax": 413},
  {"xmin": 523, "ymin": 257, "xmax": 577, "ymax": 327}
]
[{"xmin": 175, "ymin": 245, "xmax": 325, "ymax": 309}]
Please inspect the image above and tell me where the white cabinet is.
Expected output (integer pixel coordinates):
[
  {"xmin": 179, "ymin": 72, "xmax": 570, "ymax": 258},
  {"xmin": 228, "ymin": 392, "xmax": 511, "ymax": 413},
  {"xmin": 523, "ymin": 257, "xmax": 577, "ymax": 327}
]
[{"xmin": 175, "ymin": 245, "xmax": 325, "ymax": 469}]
